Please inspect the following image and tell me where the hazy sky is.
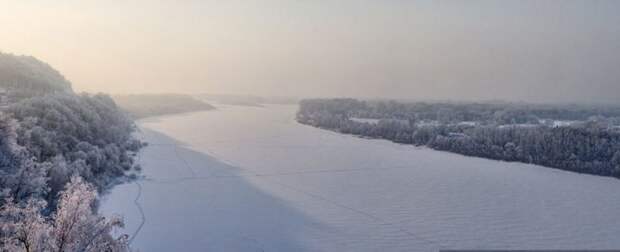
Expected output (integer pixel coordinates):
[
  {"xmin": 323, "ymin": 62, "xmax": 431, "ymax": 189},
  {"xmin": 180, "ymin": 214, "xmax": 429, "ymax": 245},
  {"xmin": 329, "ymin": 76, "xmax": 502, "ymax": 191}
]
[{"xmin": 1, "ymin": 0, "xmax": 619, "ymax": 103}]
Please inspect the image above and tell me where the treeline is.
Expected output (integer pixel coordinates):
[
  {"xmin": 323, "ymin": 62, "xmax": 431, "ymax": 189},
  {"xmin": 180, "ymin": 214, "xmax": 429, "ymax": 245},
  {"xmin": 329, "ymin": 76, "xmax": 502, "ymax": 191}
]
[
  {"xmin": 297, "ymin": 98, "xmax": 620, "ymax": 178},
  {"xmin": 0, "ymin": 52, "xmax": 72, "ymax": 101},
  {"xmin": 0, "ymin": 53, "xmax": 142, "ymax": 251},
  {"xmin": 113, "ymin": 94, "xmax": 215, "ymax": 119}
]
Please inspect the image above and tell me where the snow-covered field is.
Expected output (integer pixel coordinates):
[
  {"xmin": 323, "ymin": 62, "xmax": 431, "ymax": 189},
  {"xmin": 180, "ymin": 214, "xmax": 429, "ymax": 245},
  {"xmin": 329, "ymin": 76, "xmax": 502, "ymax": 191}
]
[{"xmin": 101, "ymin": 104, "xmax": 620, "ymax": 251}]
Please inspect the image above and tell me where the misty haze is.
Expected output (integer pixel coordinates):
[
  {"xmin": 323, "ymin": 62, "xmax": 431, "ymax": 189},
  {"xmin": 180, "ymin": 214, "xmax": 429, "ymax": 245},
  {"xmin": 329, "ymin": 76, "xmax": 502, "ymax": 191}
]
[{"xmin": 1, "ymin": 1, "xmax": 620, "ymax": 251}]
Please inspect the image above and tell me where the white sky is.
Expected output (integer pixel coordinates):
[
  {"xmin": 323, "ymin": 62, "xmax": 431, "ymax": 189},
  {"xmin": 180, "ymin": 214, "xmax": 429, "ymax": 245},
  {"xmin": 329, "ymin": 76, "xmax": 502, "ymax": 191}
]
[{"xmin": 1, "ymin": 0, "xmax": 619, "ymax": 103}]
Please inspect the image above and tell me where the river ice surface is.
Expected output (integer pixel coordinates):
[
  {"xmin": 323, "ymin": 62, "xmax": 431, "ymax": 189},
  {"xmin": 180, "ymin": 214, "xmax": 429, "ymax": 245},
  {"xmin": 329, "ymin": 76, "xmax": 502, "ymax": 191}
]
[{"xmin": 101, "ymin": 104, "xmax": 620, "ymax": 251}]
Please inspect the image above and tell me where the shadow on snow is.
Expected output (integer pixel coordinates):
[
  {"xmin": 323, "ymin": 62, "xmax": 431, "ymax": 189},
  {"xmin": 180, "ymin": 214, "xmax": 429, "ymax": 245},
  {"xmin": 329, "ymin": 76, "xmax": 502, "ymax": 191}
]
[{"xmin": 105, "ymin": 128, "xmax": 324, "ymax": 252}]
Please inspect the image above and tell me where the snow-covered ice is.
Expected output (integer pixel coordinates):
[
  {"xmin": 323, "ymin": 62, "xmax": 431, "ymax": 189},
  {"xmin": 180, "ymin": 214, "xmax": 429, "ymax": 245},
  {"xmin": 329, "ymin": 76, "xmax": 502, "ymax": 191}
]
[{"xmin": 101, "ymin": 104, "xmax": 620, "ymax": 251}]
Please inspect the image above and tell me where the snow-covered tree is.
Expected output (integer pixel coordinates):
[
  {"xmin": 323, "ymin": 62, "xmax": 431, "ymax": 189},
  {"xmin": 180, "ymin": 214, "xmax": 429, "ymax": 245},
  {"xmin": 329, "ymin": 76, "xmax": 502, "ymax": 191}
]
[
  {"xmin": 0, "ymin": 52, "xmax": 139, "ymax": 252},
  {"xmin": 51, "ymin": 176, "xmax": 128, "ymax": 252},
  {"xmin": 8, "ymin": 93, "xmax": 144, "ymax": 195},
  {"xmin": 298, "ymin": 98, "xmax": 620, "ymax": 178},
  {"xmin": 1, "ymin": 176, "xmax": 129, "ymax": 252},
  {"xmin": 1, "ymin": 156, "xmax": 50, "ymax": 201},
  {"xmin": 0, "ymin": 198, "xmax": 51, "ymax": 252}
]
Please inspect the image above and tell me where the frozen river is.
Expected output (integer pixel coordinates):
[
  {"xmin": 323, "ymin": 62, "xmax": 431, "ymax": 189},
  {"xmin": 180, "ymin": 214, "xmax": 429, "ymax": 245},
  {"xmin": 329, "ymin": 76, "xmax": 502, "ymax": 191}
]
[{"xmin": 101, "ymin": 104, "xmax": 620, "ymax": 251}]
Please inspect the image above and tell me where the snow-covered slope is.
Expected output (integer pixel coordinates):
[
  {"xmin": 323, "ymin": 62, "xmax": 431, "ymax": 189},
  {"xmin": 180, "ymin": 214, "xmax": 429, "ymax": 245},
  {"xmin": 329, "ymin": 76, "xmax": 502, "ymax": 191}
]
[{"xmin": 0, "ymin": 53, "xmax": 72, "ymax": 100}]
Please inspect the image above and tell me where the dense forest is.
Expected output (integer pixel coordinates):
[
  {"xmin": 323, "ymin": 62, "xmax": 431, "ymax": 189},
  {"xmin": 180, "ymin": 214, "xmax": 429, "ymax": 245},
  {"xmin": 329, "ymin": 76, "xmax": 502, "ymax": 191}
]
[
  {"xmin": 297, "ymin": 98, "xmax": 620, "ymax": 178},
  {"xmin": 113, "ymin": 94, "xmax": 215, "ymax": 119},
  {"xmin": 0, "ymin": 53, "xmax": 72, "ymax": 102},
  {"xmin": 0, "ymin": 53, "xmax": 143, "ymax": 251}
]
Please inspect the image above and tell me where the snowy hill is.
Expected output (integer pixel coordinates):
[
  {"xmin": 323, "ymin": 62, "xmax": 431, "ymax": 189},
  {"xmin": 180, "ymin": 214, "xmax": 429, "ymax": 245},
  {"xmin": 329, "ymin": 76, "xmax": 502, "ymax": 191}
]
[{"xmin": 0, "ymin": 52, "xmax": 72, "ymax": 101}]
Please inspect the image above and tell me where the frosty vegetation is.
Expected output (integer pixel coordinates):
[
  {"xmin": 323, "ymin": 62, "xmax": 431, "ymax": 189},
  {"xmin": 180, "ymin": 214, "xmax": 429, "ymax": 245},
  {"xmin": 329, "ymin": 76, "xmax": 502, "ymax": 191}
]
[
  {"xmin": 1, "ymin": 177, "xmax": 128, "ymax": 252},
  {"xmin": 0, "ymin": 53, "xmax": 142, "ymax": 251},
  {"xmin": 298, "ymin": 98, "xmax": 620, "ymax": 178},
  {"xmin": 0, "ymin": 52, "xmax": 71, "ymax": 102}
]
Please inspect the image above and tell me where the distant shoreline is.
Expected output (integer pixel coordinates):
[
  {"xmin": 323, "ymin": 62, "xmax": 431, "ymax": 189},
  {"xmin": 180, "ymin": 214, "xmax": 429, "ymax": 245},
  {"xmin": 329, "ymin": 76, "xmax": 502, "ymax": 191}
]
[{"xmin": 113, "ymin": 93, "xmax": 216, "ymax": 119}]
